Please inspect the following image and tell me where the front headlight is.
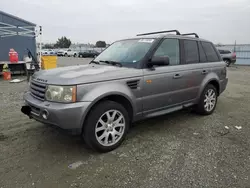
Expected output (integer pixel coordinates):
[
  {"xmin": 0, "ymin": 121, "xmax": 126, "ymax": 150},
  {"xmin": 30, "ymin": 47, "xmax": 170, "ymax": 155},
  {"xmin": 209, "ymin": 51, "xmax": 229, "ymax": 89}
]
[{"xmin": 45, "ymin": 85, "xmax": 76, "ymax": 103}]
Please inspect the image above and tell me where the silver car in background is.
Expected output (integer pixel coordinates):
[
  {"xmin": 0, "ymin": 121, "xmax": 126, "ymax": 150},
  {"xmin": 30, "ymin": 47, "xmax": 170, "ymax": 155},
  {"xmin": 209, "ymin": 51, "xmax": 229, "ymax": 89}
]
[
  {"xmin": 217, "ymin": 48, "xmax": 236, "ymax": 67},
  {"xmin": 21, "ymin": 30, "xmax": 228, "ymax": 152}
]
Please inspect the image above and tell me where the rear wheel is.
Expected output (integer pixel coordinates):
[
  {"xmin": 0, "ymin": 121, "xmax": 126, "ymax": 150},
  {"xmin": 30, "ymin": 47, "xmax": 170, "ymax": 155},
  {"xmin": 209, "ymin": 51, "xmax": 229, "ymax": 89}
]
[
  {"xmin": 224, "ymin": 59, "xmax": 231, "ymax": 67},
  {"xmin": 83, "ymin": 101, "xmax": 130, "ymax": 152},
  {"xmin": 195, "ymin": 84, "xmax": 218, "ymax": 115}
]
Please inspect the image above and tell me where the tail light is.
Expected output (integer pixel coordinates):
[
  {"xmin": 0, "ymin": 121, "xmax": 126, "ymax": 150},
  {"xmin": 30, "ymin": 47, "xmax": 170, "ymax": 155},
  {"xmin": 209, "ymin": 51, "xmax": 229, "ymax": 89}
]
[{"xmin": 232, "ymin": 52, "xmax": 236, "ymax": 58}]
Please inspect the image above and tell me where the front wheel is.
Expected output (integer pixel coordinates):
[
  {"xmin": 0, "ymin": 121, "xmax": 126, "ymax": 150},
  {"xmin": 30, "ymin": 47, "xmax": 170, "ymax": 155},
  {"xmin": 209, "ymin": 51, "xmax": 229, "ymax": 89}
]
[
  {"xmin": 83, "ymin": 101, "xmax": 130, "ymax": 152},
  {"xmin": 195, "ymin": 84, "xmax": 218, "ymax": 115}
]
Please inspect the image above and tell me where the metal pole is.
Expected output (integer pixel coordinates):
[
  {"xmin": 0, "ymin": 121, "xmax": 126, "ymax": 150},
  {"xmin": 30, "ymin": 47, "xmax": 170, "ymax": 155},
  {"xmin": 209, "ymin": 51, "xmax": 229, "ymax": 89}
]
[{"xmin": 39, "ymin": 26, "xmax": 42, "ymax": 65}]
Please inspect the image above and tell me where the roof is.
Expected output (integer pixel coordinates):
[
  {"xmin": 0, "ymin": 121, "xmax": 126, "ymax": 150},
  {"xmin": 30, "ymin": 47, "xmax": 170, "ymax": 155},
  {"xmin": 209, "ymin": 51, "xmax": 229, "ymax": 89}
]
[
  {"xmin": 163, "ymin": 34, "xmax": 210, "ymax": 42},
  {"xmin": 124, "ymin": 34, "xmax": 210, "ymax": 43},
  {"xmin": 0, "ymin": 10, "xmax": 36, "ymax": 26},
  {"xmin": 216, "ymin": 48, "xmax": 232, "ymax": 51}
]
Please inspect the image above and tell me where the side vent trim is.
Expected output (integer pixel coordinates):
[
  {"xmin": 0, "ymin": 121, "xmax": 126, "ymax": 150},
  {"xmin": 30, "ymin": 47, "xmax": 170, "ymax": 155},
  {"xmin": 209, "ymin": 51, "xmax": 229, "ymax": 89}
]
[{"xmin": 127, "ymin": 80, "xmax": 140, "ymax": 89}]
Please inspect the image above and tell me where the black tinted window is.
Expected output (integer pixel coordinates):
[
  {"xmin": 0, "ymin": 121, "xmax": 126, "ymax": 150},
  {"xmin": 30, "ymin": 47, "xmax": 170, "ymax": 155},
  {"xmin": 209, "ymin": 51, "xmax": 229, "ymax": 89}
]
[
  {"xmin": 218, "ymin": 49, "xmax": 224, "ymax": 54},
  {"xmin": 184, "ymin": 40, "xmax": 199, "ymax": 64},
  {"xmin": 202, "ymin": 42, "xmax": 219, "ymax": 62},
  {"xmin": 198, "ymin": 42, "xmax": 207, "ymax": 62},
  {"xmin": 218, "ymin": 50, "xmax": 231, "ymax": 54},
  {"xmin": 154, "ymin": 39, "xmax": 180, "ymax": 65}
]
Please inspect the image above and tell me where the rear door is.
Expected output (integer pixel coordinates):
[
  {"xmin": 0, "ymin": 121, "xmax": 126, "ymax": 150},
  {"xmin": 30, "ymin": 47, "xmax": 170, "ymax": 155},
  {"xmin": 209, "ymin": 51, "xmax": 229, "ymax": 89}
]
[
  {"xmin": 201, "ymin": 41, "xmax": 224, "ymax": 81},
  {"xmin": 180, "ymin": 40, "xmax": 214, "ymax": 101}
]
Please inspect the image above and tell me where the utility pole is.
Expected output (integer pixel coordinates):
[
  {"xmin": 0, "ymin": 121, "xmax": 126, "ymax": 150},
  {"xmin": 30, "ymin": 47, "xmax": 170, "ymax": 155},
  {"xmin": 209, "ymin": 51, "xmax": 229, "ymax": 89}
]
[
  {"xmin": 39, "ymin": 26, "xmax": 42, "ymax": 64},
  {"xmin": 233, "ymin": 40, "xmax": 236, "ymax": 52}
]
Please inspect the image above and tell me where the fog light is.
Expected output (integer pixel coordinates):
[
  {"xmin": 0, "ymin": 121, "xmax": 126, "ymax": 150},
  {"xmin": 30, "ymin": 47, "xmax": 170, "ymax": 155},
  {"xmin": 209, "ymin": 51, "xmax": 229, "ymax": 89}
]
[{"xmin": 41, "ymin": 110, "xmax": 49, "ymax": 120}]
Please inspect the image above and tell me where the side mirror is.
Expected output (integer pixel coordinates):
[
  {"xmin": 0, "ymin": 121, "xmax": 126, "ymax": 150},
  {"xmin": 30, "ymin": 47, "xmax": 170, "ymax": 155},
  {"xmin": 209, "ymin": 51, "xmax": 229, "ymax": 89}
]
[{"xmin": 148, "ymin": 56, "xmax": 170, "ymax": 67}]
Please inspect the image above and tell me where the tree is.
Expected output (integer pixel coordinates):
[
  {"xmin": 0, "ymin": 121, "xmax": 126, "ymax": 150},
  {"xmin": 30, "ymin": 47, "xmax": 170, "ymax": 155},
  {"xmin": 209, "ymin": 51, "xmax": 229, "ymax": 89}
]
[
  {"xmin": 95, "ymin": 41, "xmax": 106, "ymax": 48},
  {"xmin": 54, "ymin": 37, "xmax": 71, "ymax": 48},
  {"xmin": 43, "ymin": 44, "xmax": 54, "ymax": 49}
]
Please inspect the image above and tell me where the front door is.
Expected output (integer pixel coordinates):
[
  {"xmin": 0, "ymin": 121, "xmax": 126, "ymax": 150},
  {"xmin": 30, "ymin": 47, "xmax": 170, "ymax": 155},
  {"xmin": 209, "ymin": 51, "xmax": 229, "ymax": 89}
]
[{"xmin": 142, "ymin": 38, "xmax": 186, "ymax": 113}]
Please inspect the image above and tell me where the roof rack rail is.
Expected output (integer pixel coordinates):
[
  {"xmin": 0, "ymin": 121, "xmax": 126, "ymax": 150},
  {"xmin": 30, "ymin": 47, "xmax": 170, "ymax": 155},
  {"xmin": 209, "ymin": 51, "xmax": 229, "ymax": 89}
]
[
  {"xmin": 136, "ymin": 30, "xmax": 181, "ymax": 36},
  {"xmin": 181, "ymin": 33, "xmax": 199, "ymax": 38}
]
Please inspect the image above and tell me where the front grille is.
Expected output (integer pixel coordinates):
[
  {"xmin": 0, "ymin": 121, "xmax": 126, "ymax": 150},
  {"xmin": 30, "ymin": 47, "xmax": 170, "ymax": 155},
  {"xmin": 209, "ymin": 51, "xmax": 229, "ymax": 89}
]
[{"xmin": 30, "ymin": 80, "xmax": 47, "ymax": 100}]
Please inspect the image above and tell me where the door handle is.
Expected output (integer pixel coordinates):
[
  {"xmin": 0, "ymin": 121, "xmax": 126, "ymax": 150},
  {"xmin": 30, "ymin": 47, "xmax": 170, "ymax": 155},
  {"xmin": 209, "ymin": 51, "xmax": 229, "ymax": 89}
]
[
  {"xmin": 202, "ymin": 70, "xmax": 208, "ymax": 74},
  {"xmin": 173, "ymin": 73, "xmax": 182, "ymax": 79}
]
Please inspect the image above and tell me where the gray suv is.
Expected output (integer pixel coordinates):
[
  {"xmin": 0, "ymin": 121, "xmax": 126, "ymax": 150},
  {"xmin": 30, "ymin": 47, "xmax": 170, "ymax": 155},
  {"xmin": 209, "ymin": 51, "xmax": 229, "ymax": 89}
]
[{"xmin": 21, "ymin": 30, "xmax": 228, "ymax": 152}]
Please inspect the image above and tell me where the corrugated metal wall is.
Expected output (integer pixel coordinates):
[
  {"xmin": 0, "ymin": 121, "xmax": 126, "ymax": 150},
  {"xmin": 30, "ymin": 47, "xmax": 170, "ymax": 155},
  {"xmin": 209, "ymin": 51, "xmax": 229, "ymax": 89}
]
[
  {"xmin": 0, "ymin": 12, "xmax": 36, "ymax": 61},
  {"xmin": 216, "ymin": 44, "xmax": 250, "ymax": 65}
]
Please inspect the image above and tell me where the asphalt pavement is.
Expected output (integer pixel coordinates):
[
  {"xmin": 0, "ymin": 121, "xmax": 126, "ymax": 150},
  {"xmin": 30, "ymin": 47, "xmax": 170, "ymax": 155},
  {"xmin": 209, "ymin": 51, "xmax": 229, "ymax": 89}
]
[{"xmin": 0, "ymin": 58, "xmax": 249, "ymax": 188}]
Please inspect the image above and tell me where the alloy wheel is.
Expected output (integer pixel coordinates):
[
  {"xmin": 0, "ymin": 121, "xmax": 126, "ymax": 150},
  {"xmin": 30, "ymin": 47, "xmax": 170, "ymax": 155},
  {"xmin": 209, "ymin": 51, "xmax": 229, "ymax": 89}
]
[
  {"xmin": 95, "ymin": 110, "xmax": 125, "ymax": 146},
  {"xmin": 204, "ymin": 89, "xmax": 216, "ymax": 112}
]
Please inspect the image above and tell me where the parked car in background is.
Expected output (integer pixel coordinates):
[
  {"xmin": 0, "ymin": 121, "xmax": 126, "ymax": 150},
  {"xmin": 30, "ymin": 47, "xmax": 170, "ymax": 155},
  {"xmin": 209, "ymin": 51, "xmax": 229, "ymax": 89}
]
[
  {"xmin": 57, "ymin": 49, "xmax": 78, "ymax": 57},
  {"xmin": 217, "ymin": 48, "xmax": 236, "ymax": 67},
  {"xmin": 22, "ymin": 30, "xmax": 228, "ymax": 152},
  {"xmin": 78, "ymin": 50, "xmax": 100, "ymax": 58},
  {"xmin": 41, "ymin": 49, "xmax": 56, "ymax": 55},
  {"xmin": 56, "ymin": 49, "xmax": 66, "ymax": 56}
]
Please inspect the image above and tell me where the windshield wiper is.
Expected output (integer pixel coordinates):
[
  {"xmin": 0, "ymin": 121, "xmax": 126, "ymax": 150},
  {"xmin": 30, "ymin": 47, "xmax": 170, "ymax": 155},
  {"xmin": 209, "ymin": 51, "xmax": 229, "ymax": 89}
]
[
  {"xmin": 89, "ymin": 60, "xmax": 100, "ymax": 64},
  {"xmin": 99, "ymin": 60, "xmax": 122, "ymax": 67}
]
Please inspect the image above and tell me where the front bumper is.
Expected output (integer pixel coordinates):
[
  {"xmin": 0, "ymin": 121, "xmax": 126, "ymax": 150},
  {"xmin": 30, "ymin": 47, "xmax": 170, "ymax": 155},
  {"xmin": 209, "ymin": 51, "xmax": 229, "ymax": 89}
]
[
  {"xmin": 22, "ymin": 92, "xmax": 91, "ymax": 134},
  {"xmin": 231, "ymin": 59, "xmax": 236, "ymax": 64}
]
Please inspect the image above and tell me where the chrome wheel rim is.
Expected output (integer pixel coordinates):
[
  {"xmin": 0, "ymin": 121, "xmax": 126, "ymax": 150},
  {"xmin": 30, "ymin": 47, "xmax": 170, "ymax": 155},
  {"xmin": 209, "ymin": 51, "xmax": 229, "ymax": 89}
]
[
  {"xmin": 204, "ymin": 89, "xmax": 216, "ymax": 112},
  {"xmin": 95, "ymin": 110, "xmax": 125, "ymax": 146}
]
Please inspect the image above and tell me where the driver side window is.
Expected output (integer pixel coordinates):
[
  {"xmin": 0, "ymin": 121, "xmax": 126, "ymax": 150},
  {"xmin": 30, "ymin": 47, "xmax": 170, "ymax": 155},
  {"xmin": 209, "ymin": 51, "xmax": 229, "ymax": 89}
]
[{"xmin": 153, "ymin": 39, "xmax": 180, "ymax": 65}]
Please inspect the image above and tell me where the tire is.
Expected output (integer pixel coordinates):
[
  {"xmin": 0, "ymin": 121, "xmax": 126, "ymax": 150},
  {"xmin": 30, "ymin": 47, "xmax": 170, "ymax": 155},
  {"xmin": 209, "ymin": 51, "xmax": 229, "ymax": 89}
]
[
  {"xmin": 224, "ymin": 59, "xmax": 231, "ymax": 67},
  {"xmin": 27, "ymin": 74, "xmax": 31, "ymax": 83},
  {"xmin": 195, "ymin": 84, "xmax": 218, "ymax": 115},
  {"xmin": 64, "ymin": 53, "xmax": 67, "ymax": 57},
  {"xmin": 83, "ymin": 101, "xmax": 130, "ymax": 152}
]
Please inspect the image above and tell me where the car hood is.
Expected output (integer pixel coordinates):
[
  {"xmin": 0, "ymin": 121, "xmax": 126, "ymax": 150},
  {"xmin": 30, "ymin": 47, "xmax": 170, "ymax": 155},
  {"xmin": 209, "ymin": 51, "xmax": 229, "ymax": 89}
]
[{"xmin": 33, "ymin": 64, "xmax": 143, "ymax": 85}]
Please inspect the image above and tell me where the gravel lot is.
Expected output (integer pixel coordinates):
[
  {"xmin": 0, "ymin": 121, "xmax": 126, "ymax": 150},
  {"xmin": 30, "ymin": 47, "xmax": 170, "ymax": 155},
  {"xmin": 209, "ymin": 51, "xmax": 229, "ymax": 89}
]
[{"xmin": 0, "ymin": 57, "xmax": 250, "ymax": 188}]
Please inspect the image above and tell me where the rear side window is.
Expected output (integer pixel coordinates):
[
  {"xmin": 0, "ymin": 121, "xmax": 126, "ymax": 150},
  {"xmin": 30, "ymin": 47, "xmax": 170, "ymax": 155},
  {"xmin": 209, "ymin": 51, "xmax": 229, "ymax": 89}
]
[
  {"xmin": 218, "ymin": 50, "xmax": 231, "ymax": 54},
  {"xmin": 218, "ymin": 49, "xmax": 224, "ymax": 54},
  {"xmin": 198, "ymin": 42, "xmax": 207, "ymax": 62},
  {"xmin": 184, "ymin": 40, "xmax": 199, "ymax": 64},
  {"xmin": 154, "ymin": 38, "xmax": 180, "ymax": 65},
  {"xmin": 202, "ymin": 42, "xmax": 220, "ymax": 62},
  {"xmin": 224, "ymin": 50, "xmax": 231, "ymax": 54}
]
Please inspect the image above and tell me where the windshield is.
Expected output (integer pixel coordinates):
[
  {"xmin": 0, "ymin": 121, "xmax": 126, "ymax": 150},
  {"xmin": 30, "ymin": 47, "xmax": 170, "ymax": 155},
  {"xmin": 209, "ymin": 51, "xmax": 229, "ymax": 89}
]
[{"xmin": 95, "ymin": 39, "xmax": 154, "ymax": 67}]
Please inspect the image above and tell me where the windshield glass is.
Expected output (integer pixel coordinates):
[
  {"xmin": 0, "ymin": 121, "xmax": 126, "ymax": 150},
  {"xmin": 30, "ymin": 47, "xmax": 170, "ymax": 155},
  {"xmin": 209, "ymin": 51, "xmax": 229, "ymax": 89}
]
[{"xmin": 95, "ymin": 39, "xmax": 154, "ymax": 67}]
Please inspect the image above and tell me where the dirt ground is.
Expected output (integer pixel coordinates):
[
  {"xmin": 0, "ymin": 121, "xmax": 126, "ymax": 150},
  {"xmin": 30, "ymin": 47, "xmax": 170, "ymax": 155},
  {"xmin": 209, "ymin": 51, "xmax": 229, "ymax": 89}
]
[{"xmin": 0, "ymin": 58, "xmax": 250, "ymax": 188}]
